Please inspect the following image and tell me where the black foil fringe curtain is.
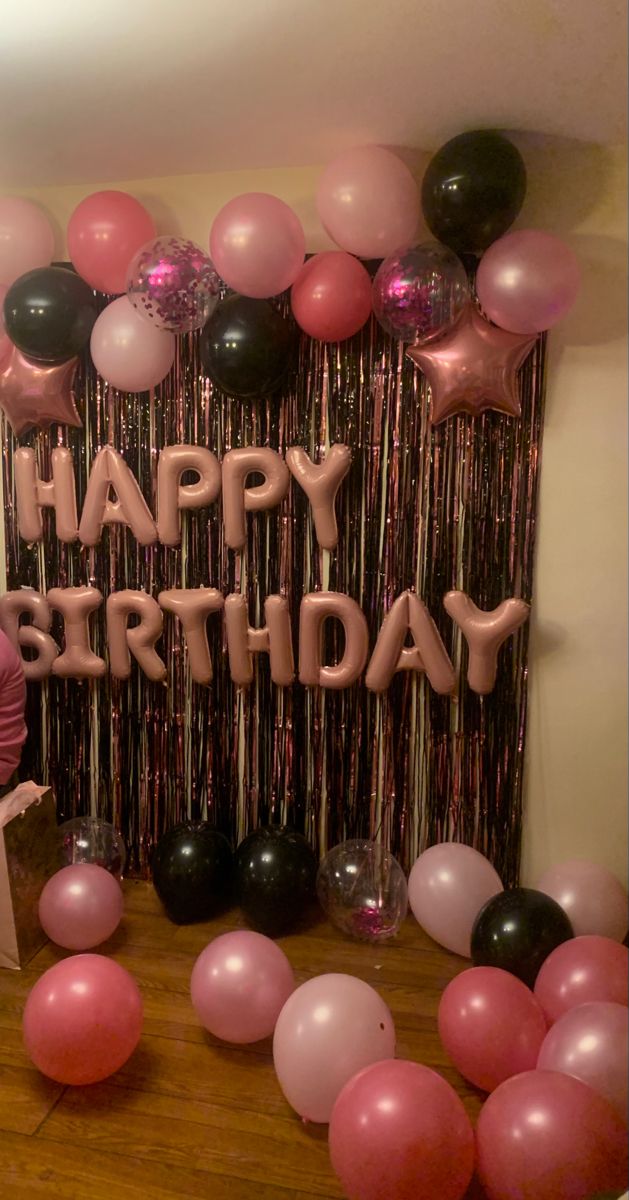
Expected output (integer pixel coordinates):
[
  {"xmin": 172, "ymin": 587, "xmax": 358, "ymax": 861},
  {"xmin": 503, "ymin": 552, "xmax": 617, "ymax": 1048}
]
[{"xmin": 1, "ymin": 292, "xmax": 546, "ymax": 883}]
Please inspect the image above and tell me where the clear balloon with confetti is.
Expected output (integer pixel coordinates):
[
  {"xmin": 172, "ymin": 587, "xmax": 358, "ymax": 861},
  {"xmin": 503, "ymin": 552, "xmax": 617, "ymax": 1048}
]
[
  {"xmin": 373, "ymin": 241, "xmax": 469, "ymax": 344},
  {"xmin": 317, "ymin": 839, "xmax": 408, "ymax": 942},
  {"xmin": 126, "ymin": 235, "xmax": 220, "ymax": 334}
]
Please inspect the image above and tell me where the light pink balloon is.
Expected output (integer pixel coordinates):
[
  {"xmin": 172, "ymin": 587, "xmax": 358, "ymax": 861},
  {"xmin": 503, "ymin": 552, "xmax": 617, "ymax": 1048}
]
[
  {"xmin": 0, "ymin": 197, "xmax": 54, "ymax": 286},
  {"xmin": 536, "ymin": 859, "xmax": 628, "ymax": 941},
  {"xmin": 273, "ymin": 973, "xmax": 395, "ymax": 1122},
  {"xmin": 329, "ymin": 1059, "xmax": 474, "ymax": 1200},
  {"xmin": 191, "ymin": 930, "xmax": 295, "ymax": 1044},
  {"xmin": 68, "ymin": 190, "xmax": 156, "ymax": 295},
  {"xmin": 476, "ymin": 1069, "xmax": 628, "ymax": 1200},
  {"xmin": 0, "ymin": 284, "xmax": 12, "ymax": 364},
  {"xmin": 90, "ymin": 296, "xmax": 175, "ymax": 392},
  {"xmin": 537, "ymin": 1001, "xmax": 628, "ymax": 1121},
  {"xmin": 476, "ymin": 229, "xmax": 581, "ymax": 334},
  {"xmin": 438, "ymin": 966, "xmax": 547, "ymax": 1092},
  {"xmin": 23, "ymin": 954, "xmax": 143, "ymax": 1085},
  {"xmin": 210, "ymin": 193, "xmax": 305, "ymax": 298},
  {"xmin": 316, "ymin": 146, "xmax": 420, "ymax": 259},
  {"xmin": 38, "ymin": 863, "xmax": 123, "ymax": 950},
  {"xmin": 408, "ymin": 843, "xmax": 503, "ymax": 957},
  {"xmin": 534, "ymin": 935, "xmax": 629, "ymax": 1024},
  {"xmin": 291, "ymin": 252, "xmax": 372, "ymax": 342}
]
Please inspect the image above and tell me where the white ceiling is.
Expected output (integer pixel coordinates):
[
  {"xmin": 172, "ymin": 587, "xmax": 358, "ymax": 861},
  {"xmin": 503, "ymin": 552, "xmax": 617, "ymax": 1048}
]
[{"xmin": 0, "ymin": 0, "xmax": 626, "ymax": 188}]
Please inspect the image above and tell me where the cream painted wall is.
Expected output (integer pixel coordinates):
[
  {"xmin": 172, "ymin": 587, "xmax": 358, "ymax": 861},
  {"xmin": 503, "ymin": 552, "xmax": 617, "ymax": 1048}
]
[{"xmin": 4, "ymin": 138, "xmax": 627, "ymax": 885}]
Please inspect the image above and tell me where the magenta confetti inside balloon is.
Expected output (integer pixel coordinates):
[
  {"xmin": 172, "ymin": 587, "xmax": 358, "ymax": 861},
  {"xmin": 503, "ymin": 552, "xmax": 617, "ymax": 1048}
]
[
  {"xmin": 373, "ymin": 241, "xmax": 469, "ymax": 344},
  {"xmin": 126, "ymin": 236, "xmax": 220, "ymax": 334}
]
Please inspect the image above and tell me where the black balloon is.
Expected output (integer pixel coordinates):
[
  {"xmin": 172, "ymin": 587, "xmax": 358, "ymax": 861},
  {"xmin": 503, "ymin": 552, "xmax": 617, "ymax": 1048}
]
[
  {"xmin": 234, "ymin": 826, "xmax": 317, "ymax": 936},
  {"xmin": 471, "ymin": 887, "xmax": 574, "ymax": 987},
  {"xmin": 4, "ymin": 266, "xmax": 98, "ymax": 364},
  {"xmin": 200, "ymin": 295, "xmax": 293, "ymax": 398},
  {"xmin": 152, "ymin": 822, "xmax": 233, "ymax": 924},
  {"xmin": 421, "ymin": 130, "xmax": 527, "ymax": 255}
]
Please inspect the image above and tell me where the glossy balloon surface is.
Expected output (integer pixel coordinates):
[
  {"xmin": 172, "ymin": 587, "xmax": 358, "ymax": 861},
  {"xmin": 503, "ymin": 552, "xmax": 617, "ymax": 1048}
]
[
  {"xmin": 152, "ymin": 822, "xmax": 233, "ymax": 924},
  {"xmin": 235, "ymin": 826, "xmax": 317, "ymax": 936}
]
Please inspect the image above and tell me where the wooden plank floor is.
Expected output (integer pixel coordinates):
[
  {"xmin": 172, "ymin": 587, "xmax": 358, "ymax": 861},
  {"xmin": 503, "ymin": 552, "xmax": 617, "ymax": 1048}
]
[{"xmin": 0, "ymin": 881, "xmax": 489, "ymax": 1198}]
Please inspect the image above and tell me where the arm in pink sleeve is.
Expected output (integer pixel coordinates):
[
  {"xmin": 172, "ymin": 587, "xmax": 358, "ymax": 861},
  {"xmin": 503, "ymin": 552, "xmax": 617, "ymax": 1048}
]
[{"xmin": 0, "ymin": 630, "xmax": 27, "ymax": 785}]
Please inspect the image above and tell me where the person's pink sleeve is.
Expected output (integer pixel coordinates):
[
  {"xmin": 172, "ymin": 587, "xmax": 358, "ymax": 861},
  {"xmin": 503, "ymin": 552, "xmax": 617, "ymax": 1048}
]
[{"xmin": 0, "ymin": 630, "xmax": 27, "ymax": 785}]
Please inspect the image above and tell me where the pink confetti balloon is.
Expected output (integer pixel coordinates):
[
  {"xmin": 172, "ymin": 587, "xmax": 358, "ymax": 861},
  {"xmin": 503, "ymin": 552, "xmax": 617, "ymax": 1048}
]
[
  {"xmin": 438, "ymin": 966, "xmax": 547, "ymax": 1092},
  {"xmin": 476, "ymin": 1070, "xmax": 628, "ymax": 1200},
  {"xmin": 317, "ymin": 146, "xmax": 420, "ymax": 259},
  {"xmin": 23, "ymin": 954, "xmax": 143, "ymax": 1085},
  {"xmin": 273, "ymin": 973, "xmax": 395, "ymax": 1122},
  {"xmin": 126, "ymin": 236, "xmax": 220, "ymax": 333},
  {"xmin": 68, "ymin": 190, "xmax": 156, "ymax": 295},
  {"xmin": 329, "ymin": 1059, "xmax": 474, "ymax": 1200},
  {"xmin": 537, "ymin": 1001, "xmax": 628, "ymax": 1121},
  {"xmin": 0, "ymin": 197, "xmax": 54, "ymax": 287},
  {"xmin": 291, "ymin": 252, "xmax": 372, "ymax": 342},
  {"xmin": 476, "ymin": 229, "xmax": 581, "ymax": 334},
  {"xmin": 534, "ymin": 935, "xmax": 629, "ymax": 1024},
  {"xmin": 90, "ymin": 296, "xmax": 176, "ymax": 392},
  {"xmin": 373, "ymin": 242, "xmax": 469, "ymax": 343},
  {"xmin": 39, "ymin": 863, "xmax": 123, "ymax": 950},
  {"xmin": 210, "ymin": 193, "xmax": 305, "ymax": 299},
  {"xmin": 536, "ymin": 859, "xmax": 628, "ymax": 941},
  {"xmin": 191, "ymin": 930, "xmax": 295, "ymax": 1044}
]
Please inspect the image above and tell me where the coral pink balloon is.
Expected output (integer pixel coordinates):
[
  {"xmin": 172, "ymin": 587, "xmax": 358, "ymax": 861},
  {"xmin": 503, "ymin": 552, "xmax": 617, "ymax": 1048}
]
[
  {"xmin": 0, "ymin": 197, "xmax": 54, "ymax": 287},
  {"xmin": 210, "ymin": 193, "xmax": 305, "ymax": 298},
  {"xmin": 90, "ymin": 296, "xmax": 175, "ymax": 392},
  {"xmin": 329, "ymin": 1059, "xmax": 474, "ymax": 1200},
  {"xmin": 536, "ymin": 859, "xmax": 628, "ymax": 941},
  {"xmin": 537, "ymin": 1001, "xmax": 628, "ymax": 1122},
  {"xmin": 476, "ymin": 1069, "xmax": 628, "ymax": 1200},
  {"xmin": 38, "ymin": 863, "xmax": 123, "ymax": 950},
  {"xmin": 291, "ymin": 252, "xmax": 372, "ymax": 342},
  {"xmin": 534, "ymin": 935, "xmax": 628, "ymax": 1024},
  {"xmin": 191, "ymin": 930, "xmax": 295, "ymax": 1044},
  {"xmin": 316, "ymin": 146, "xmax": 420, "ymax": 260},
  {"xmin": 476, "ymin": 229, "xmax": 581, "ymax": 334},
  {"xmin": 23, "ymin": 954, "xmax": 143, "ymax": 1085},
  {"xmin": 408, "ymin": 842, "xmax": 503, "ymax": 957},
  {"xmin": 68, "ymin": 191, "xmax": 156, "ymax": 295},
  {"xmin": 438, "ymin": 966, "xmax": 547, "ymax": 1092},
  {"xmin": 273, "ymin": 973, "xmax": 395, "ymax": 1122}
]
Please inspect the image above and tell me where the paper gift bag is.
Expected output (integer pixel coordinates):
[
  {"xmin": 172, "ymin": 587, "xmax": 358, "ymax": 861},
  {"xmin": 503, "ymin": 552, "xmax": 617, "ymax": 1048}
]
[{"xmin": 0, "ymin": 782, "xmax": 56, "ymax": 969}]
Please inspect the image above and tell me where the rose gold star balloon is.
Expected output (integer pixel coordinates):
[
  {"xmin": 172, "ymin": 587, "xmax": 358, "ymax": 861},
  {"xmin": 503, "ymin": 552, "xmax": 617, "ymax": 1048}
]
[
  {"xmin": 406, "ymin": 304, "xmax": 536, "ymax": 423},
  {"xmin": 0, "ymin": 346, "xmax": 81, "ymax": 436}
]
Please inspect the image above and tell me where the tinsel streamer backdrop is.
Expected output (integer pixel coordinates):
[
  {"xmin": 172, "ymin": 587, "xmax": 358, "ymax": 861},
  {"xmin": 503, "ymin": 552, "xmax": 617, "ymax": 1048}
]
[{"xmin": 1, "ymin": 285, "xmax": 546, "ymax": 881}]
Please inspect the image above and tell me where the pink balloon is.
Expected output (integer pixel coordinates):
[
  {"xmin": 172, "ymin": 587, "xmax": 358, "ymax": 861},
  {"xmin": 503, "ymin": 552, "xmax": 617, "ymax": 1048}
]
[
  {"xmin": 438, "ymin": 966, "xmax": 547, "ymax": 1092},
  {"xmin": 316, "ymin": 146, "xmax": 420, "ymax": 260},
  {"xmin": 23, "ymin": 954, "xmax": 143, "ymax": 1085},
  {"xmin": 0, "ymin": 197, "xmax": 54, "ymax": 287},
  {"xmin": 38, "ymin": 863, "xmax": 123, "ymax": 950},
  {"xmin": 68, "ymin": 191, "xmax": 156, "ymax": 295},
  {"xmin": 534, "ymin": 935, "xmax": 629, "ymax": 1024},
  {"xmin": 210, "ymin": 193, "xmax": 305, "ymax": 298},
  {"xmin": 0, "ymin": 284, "xmax": 13, "ymax": 364},
  {"xmin": 537, "ymin": 1001, "xmax": 628, "ymax": 1122},
  {"xmin": 291, "ymin": 252, "xmax": 372, "ymax": 342},
  {"xmin": 476, "ymin": 1069, "xmax": 628, "ymax": 1200},
  {"xmin": 272, "ymin": 973, "xmax": 395, "ymax": 1122},
  {"xmin": 190, "ymin": 930, "xmax": 295, "ymax": 1044},
  {"xmin": 90, "ymin": 296, "xmax": 176, "ymax": 392},
  {"xmin": 329, "ymin": 1059, "xmax": 474, "ymax": 1200},
  {"xmin": 407, "ymin": 842, "xmax": 503, "ymax": 957},
  {"xmin": 476, "ymin": 229, "xmax": 581, "ymax": 334},
  {"xmin": 536, "ymin": 859, "xmax": 628, "ymax": 941}
]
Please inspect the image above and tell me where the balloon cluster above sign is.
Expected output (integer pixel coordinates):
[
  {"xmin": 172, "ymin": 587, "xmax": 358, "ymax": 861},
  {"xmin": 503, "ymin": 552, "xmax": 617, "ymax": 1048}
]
[{"xmin": 0, "ymin": 130, "xmax": 580, "ymax": 435}]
